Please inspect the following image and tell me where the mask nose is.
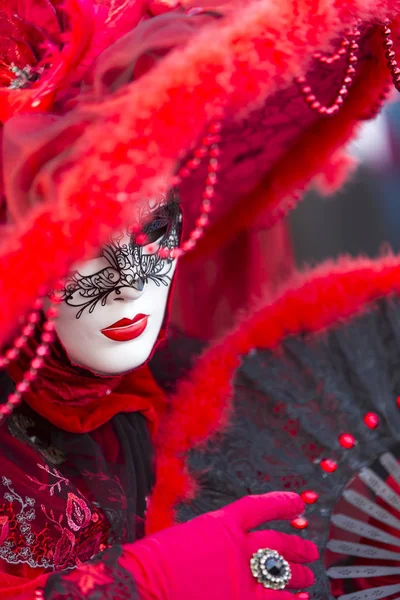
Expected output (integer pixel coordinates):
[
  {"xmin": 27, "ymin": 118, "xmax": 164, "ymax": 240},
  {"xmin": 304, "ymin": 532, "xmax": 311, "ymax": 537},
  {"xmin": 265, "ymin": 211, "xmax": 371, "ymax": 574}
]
[{"xmin": 114, "ymin": 277, "xmax": 145, "ymax": 301}]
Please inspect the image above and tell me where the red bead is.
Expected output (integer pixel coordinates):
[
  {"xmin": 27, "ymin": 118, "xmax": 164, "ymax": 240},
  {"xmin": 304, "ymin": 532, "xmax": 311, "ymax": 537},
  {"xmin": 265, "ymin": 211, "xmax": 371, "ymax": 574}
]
[
  {"xmin": 190, "ymin": 228, "xmax": 203, "ymax": 241},
  {"xmin": 5, "ymin": 348, "xmax": 19, "ymax": 362},
  {"xmin": 208, "ymin": 121, "xmax": 222, "ymax": 134},
  {"xmin": 326, "ymin": 105, "xmax": 340, "ymax": 116},
  {"xmin": 339, "ymin": 433, "xmax": 356, "ymax": 449},
  {"xmin": 135, "ymin": 233, "xmax": 147, "ymax": 245},
  {"xmin": 8, "ymin": 393, "xmax": 21, "ymax": 406},
  {"xmin": 206, "ymin": 173, "xmax": 217, "ymax": 186},
  {"xmin": 344, "ymin": 76, "xmax": 353, "ymax": 85},
  {"xmin": 0, "ymin": 357, "xmax": 8, "ymax": 369},
  {"xmin": 364, "ymin": 412, "xmax": 379, "ymax": 429},
  {"xmin": 33, "ymin": 298, "xmax": 44, "ymax": 311},
  {"xmin": 178, "ymin": 167, "xmax": 190, "ymax": 179},
  {"xmin": 208, "ymin": 158, "xmax": 219, "ymax": 172},
  {"xmin": 46, "ymin": 307, "xmax": 59, "ymax": 320},
  {"xmin": 202, "ymin": 187, "xmax": 215, "ymax": 201},
  {"xmin": 43, "ymin": 320, "xmax": 56, "ymax": 332},
  {"xmin": 41, "ymin": 332, "xmax": 54, "ymax": 344},
  {"xmin": 16, "ymin": 381, "xmax": 30, "ymax": 394},
  {"xmin": 28, "ymin": 312, "xmax": 40, "ymax": 325},
  {"xmin": 36, "ymin": 344, "xmax": 49, "ymax": 358},
  {"xmin": 194, "ymin": 147, "xmax": 207, "ymax": 159},
  {"xmin": 25, "ymin": 369, "xmax": 38, "ymax": 383},
  {"xmin": 14, "ymin": 336, "xmax": 27, "ymax": 349},
  {"xmin": 296, "ymin": 593, "xmax": 310, "ymax": 600},
  {"xmin": 157, "ymin": 248, "xmax": 170, "ymax": 259},
  {"xmin": 0, "ymin": 404, "xmax": 12, "ymax": 417},
  {"xmin": 196, "ymin": 215, "xmax": 209, "ymax": 227},
  {"xmin": 291, "ymin": 517, "xmax": 309, "ymax": 530},
  {"xmin": 182, "ymin": 239, "xmax": 196, "ymax": 252},
  {"xmin": 397, "ymin": 396, "xmax": 400, "ymax": 409},
  {"xmin": 187, "ymin": 158, "xmax": 201, "ymax": 170},
  {"xmin": 320, "ymin": 458, "xmax": 338, "ymax": 473},
  {"xmin": 22, "ymin": 324, "xmax": 35, "ymax": 338},
  {"xmin": 301, "ymin": 490, "xmax": 319, "ymax": 504},
  {"xmin": 31, "ymin": 357, "xmax": 44, "ymax": 370},
  {"xmin": 209, "ymin": 145, "xmax": 221, "ymax": 158},
  {"xmin": 201, "ymin": 134, "xmax": 217, "ymax": 147},
  {"xmin": 170, "ymin": 248, "xmax": 183, "ymax": 259}
]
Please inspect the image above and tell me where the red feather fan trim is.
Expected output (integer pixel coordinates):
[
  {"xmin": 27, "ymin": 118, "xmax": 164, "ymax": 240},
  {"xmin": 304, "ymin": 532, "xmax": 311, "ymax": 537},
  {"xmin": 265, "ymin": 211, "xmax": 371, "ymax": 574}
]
[{"xmin": 147, "ymin": 253, "xmax": 400, "ymax": 533}]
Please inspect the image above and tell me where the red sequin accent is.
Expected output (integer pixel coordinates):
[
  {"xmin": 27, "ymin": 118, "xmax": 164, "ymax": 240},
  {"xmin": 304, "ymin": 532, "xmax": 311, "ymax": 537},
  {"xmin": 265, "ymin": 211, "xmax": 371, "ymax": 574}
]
[
  {"xmin": 320, "ymin": 458, "xmax": 338, "ymax": 473},
  {"xmin": 296, "ymin": 593, "xmax": 310, "ymax": 600},
  {"xmin": 301, "ymin": 490, "xmax": 319, "ymax": 504},
  {"xmin": 364, "ymin": 412, "xmax": 379, "ymax": 429},
  {"xmin": 290, "ymin": 516, "xmax": 309, "ymax": 529},
  {"xmin": 339, "ymin": 433, "xmax": 356, "ymax": 448}
]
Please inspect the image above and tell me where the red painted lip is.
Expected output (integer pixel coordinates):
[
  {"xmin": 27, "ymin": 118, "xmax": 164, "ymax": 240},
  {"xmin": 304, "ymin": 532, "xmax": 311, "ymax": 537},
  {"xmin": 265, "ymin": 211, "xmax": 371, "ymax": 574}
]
[{"xmin": 101, "ymin": 314, "xmax": 149, "ymax": 342}]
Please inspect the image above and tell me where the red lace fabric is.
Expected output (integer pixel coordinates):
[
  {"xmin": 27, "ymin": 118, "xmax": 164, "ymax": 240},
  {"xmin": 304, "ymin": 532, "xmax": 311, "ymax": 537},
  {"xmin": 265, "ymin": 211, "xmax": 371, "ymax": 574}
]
[{"xmin": 0, "ymin": 323, "xmax": 159, "ymax": 587}]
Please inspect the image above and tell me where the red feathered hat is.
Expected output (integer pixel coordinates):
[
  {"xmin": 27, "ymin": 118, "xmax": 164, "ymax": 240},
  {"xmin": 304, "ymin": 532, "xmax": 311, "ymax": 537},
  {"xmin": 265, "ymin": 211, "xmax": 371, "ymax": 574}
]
[{"xmin": 1, "ymin": 0, "xmax": 400, "ymax": 347}]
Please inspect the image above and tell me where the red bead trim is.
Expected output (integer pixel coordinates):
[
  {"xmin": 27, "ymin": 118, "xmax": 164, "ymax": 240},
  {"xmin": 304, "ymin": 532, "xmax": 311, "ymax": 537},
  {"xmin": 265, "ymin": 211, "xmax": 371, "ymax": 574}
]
[
  {"xmin": 338, "ymin": 433, "xmax": 356, "ymax": 448},
  {"xmin": 320, "ymin": 458, "xmax": 338, "ymax": 473},
  {"xmin": 301, "ymin": 490, "xmax": 319, "ymax": 504},
  {"xmin": 290, "ymin": 516, "xmax": 309, "ymax": 530},
  {"xmin": 296, "ymin": 21, "xmax": 362, "ymax": 117},
  {"xmin": 166, "ymin": 120, "xmax": 221, "ymax": 258},
  {"xmin": 0, "ymin": 292, "xmax": 61, "ymax": 424},
  {"xmin": 363, "ymin": 412, "xmax": 380, "ymax": 429},
  {"xmin": 383, "ymin": 20, "xmax": 400, "ymax": 92}
]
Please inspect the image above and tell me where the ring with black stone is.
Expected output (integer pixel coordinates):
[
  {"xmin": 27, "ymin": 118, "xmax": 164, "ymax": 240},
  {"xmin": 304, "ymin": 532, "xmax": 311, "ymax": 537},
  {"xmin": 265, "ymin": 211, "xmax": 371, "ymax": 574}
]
[{"xmin": 250, "ymin": 548, "xmax": 292, "ymax": 590}]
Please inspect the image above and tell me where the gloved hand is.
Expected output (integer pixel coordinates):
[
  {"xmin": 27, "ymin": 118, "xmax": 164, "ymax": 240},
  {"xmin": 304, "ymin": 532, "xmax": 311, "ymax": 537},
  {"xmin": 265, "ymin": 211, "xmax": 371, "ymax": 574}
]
[{"xmin": 120, "ymin": 491, "xmax": 319, "ymax": 599}]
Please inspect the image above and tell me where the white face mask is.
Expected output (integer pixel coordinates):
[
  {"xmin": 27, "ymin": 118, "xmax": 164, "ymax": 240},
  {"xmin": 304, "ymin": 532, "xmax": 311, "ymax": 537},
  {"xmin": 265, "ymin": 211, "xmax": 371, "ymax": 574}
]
[{"xmin": 52, "ymin": 201, "xmax": 181, "ymax": 375}]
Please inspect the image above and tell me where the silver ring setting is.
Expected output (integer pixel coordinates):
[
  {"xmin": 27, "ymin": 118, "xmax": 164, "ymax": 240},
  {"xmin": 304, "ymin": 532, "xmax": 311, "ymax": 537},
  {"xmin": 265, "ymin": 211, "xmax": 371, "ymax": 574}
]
[{"xmin": 250, "ymin": 548, "xmax": 292, "ymax": 590}]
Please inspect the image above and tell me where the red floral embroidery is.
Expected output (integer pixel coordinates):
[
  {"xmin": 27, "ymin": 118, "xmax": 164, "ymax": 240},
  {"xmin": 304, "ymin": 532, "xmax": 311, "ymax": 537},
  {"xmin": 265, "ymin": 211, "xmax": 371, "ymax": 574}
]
[
  {"xmin": 0, "ymin": 516, "xmax": 9, "ymax": 545},
  {"xmin": 66, "ymin": 493, "xmax": 91, "ymax": 532},
  {"xmin": 0, "ymin": 473, "xmax": 110, "ymax": 572},
  {"xmin": 54, "ymin": 529, "xmax": 75, "ymax": 570}
]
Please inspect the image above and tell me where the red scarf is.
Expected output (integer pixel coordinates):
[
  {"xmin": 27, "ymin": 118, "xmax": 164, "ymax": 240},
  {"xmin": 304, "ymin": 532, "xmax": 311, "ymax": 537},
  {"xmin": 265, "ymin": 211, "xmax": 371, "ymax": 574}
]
[{"xmin": 7, "ymin": 331, "xmax": 166, "ymax": 435}]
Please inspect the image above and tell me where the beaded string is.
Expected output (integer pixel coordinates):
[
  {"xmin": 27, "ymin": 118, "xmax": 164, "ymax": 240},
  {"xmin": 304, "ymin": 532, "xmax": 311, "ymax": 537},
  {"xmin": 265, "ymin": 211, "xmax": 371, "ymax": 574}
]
[
  {"xmin": 155, "ymin": 120, "xmax": 221, "ymax": 259},
  {"xmin": 0, "ymin": 294, "xmax": 61, "ymax": 422},
  {"xmin": 296, "ymin": 21, "xmax": 362, "ymax": 117},
  {"xmin": 383, "ymin": 20, "xmax": 400, "ymax": 91}
]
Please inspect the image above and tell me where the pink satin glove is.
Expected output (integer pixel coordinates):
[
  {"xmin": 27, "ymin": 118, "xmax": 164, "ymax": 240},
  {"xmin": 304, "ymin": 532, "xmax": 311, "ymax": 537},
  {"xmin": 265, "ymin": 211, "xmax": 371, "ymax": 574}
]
[{"xmin": 120, "ymin": 491, "xmax": 319, "ymax": 600}]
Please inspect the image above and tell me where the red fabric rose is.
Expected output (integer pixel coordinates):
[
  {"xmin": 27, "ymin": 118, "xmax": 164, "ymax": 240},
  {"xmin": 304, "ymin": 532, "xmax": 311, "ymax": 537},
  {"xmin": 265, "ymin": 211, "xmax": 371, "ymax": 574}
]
[{"xmin": 0, "ymin": 0, "xmax": 96, "ymax": 122}]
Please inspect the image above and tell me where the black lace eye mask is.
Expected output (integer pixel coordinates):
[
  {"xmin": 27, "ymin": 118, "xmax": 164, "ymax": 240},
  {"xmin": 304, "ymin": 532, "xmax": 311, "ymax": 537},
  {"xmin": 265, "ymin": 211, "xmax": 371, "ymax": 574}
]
[{"xmin": 60, "ymin": 200, "xmax": 182, "ymax": 319}]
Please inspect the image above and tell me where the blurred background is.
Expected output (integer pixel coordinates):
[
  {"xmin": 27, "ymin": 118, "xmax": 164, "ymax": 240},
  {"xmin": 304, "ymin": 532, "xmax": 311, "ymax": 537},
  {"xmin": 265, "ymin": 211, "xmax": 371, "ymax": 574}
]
[{"xmin": 290, "ymin": 100, "xmax": 400, "ymax": 265}]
